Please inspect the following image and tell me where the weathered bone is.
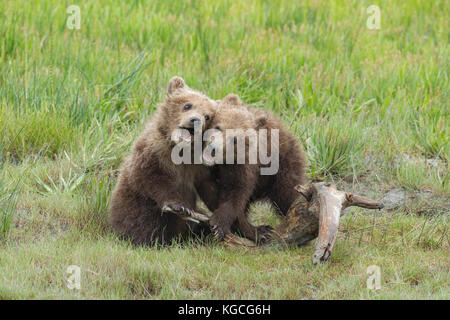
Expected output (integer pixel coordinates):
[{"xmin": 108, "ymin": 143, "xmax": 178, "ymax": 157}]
[{"xmin": 184, "ymin": 182, "xmax": 383, "ymax": 263}]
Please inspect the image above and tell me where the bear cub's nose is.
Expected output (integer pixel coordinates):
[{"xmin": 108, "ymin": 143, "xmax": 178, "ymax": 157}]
[{"xmin": 189, "ymin": 116, "xmax": 201, "ymax": 124}]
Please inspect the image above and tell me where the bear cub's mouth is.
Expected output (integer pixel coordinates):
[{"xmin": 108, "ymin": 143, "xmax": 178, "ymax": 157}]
[{"xmin": 179, "ymin": 126, "xmax": 195, "ymax": 136}]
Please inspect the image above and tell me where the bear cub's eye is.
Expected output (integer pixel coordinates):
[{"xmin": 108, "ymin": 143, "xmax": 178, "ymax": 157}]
[
  {"xmin": 205, "ymin": 115, "xmax": 210, "ymax": 121},
  {"xmin": 183, "ymin": 104, "xmax": 192, "ymax": 111}
]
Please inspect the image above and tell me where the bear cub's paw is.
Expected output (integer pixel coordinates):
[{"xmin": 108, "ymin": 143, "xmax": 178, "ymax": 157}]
[
  {"xmin": 162, "ymin": 202, "xmax": 197, "ymax": 220},
  {"xmin": 209, "ymin": 216, "xmax": 231, "ymax": 242},
  {"xmin": 211, "ymin": 224, "xmax": 228, "ymax": 242},
  {"xmin": 255, "ymin": 225, "xmax": 274, "ymax": 244}
]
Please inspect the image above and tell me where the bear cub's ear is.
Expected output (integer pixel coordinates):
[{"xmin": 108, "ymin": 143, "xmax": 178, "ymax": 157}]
[
  {"xmin": 222, "ymin": 94, "xmax": 243, "ymax": 106},
  {"xmin": 167, "ymin": 76, "xmax": 187, "ymax": 95}
]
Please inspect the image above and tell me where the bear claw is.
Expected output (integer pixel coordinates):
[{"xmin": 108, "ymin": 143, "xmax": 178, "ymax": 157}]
[
  {"xmin": 256, "ymin": 225, "xmax": 274, "ymax": 244},
  {"xmin": 211, "ymin": 225, "xmax": 226, "ymax": 242},
  {"xmin": 162, "ymin": 203, "xmax": 199, "ymax": 223}
]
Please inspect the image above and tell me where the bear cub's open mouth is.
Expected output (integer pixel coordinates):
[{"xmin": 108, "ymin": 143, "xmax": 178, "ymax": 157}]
[{"xmin": 179, "ymin": 126, "xmax": 195, "ymax": 135}]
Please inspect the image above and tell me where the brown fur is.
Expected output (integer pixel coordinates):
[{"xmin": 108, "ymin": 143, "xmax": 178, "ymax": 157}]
[
  {"xmin": 108, "ymin": 77, "xmax": 216, "ymax": 246},
  {"xmin": 202, "ymin": 94, "xmax": 307, "ymax": 243}
]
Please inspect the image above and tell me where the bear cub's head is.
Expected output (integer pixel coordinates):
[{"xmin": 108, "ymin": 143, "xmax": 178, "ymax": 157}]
[
  {"xmin": 161, "ymin": 77, "xmax": 216, "ymax": 144},
  {"xmin": 202, "ymin": 94, "xmax": 266, "ymax": 166}
]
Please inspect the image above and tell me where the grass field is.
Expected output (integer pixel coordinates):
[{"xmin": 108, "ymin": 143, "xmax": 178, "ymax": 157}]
[{"xmin": 0, "ymin": 0, "xmax": 448, "ymax": 299}]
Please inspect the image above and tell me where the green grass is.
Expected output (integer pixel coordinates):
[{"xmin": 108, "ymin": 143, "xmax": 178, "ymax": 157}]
[
  {"xmin": 0, "ymin": 176, "xmax": 19, "ymax": 241},
  {"xmin": 0, "ymin": 0, "xmax": 448, "ymax": 299},
  {"xmin": 394, "ymin": 159, "xmax": 449, "ymax": 192},
  {"xmin": 303, "ymin": 115, "xmax": 364, "ymax": 179}
]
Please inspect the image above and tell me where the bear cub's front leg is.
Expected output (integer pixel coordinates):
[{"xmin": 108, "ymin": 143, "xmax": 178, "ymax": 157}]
[{"xmin": 208, "ymin": 200, "xmax": 244, "ymax": 242}]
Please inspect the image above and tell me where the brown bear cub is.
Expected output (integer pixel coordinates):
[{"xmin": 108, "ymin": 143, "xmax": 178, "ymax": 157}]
[
  {"xmin": 201, "ymin": 94, "xmax": 307, "ymax": 243},
  {"xmin": 108, "ymin": 77, "xmax": 216, "ymax": 246}
]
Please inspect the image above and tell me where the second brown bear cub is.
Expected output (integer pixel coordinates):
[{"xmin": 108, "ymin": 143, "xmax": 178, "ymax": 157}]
[
  {"xmin": 202, "ymin": 94, "xmax": 307, "ymax": 243},
  {"xmin": 108, "ymin": 77, "xmax": 216, "ymax": 245}
]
